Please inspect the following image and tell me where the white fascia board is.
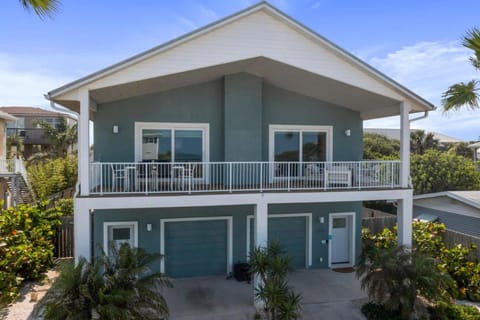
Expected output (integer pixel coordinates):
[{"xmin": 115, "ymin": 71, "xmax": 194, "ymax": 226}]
[
  {"xmin": 77, "ymin": 189, "xmax": 412, "ymax": 210},
  {"xmin": 47, "ymin": 3, "xmax": 434, "ymax": 113}
]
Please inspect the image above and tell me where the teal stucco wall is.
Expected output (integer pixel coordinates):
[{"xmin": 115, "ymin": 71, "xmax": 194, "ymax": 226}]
[
  {"xmin": 93, "ymin": 201, "xmax": 362, "ymax": 274},
  {"xmin": 93, "ymin": 73, "xmax": 363, "ymax": 163}
]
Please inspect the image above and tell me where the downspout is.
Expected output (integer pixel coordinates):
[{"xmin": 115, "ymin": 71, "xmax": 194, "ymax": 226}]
[{"xmin": 409, "ymin": 111, "xmax": 429, "ymax": 123}]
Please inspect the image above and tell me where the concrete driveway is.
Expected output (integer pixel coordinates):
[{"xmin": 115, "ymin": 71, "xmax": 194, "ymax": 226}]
[{"xmin": 164, "ymin": 269, "xmax": 367, "ymax": 320}]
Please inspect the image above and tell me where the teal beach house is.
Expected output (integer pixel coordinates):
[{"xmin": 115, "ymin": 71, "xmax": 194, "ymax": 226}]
[{"xmin": 46, "ymin": 3, "xmax": 433, "ymax": 283}]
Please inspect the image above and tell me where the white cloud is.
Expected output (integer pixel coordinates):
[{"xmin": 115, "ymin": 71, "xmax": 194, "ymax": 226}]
[
  {"xmin": 178, "ymin": 16, "xmax": 197, "ymax": 30},
  {"xmin": 198, "ymin": 5, "xmax": 218, "ymax": 21},
  {"xmin": 0, "ymin": 52, "xmax": 74, "ymax": 109},
  {"xmin": 363, "ymin": 41, "xmax": 480, "ymax": 141}
]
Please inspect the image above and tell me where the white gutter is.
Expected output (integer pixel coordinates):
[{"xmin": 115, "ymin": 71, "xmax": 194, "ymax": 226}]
[
  {"xmin": 45, "ymin": 94, "xmax": 79, "ymax": 118},
  {"xmin": 409, "ymin": 111, "xmax": 429, "ymax": 123}
]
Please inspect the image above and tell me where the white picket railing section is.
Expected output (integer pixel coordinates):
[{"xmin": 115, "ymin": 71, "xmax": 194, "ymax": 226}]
[
  {"xmin": 88, "ymin": 160, "xmax": 401, "ymax": 195},
  {"xmin": 0, "ymin": 159, "xmax": 17, "ymax": 174}
]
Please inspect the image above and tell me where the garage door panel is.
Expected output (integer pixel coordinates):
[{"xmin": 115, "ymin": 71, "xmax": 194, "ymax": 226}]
[
  {"xmin": 249, "ymin": 216, "xmax": 307, "ymax": 269},
  {"xmin": 165, "ymin": 219, "xmax": 227, "ymax": 278}
]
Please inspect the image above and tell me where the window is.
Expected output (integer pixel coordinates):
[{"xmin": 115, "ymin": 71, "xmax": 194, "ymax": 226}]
[
  {"xmin": 269, "ymin": 125, "xmax": 332, "ymax": 177},
  {"xmin": 135, "ymin": 122, "xmax": 209, "ymax": 163},
  {"xmin": 103, "ymin": 222, "xmax": 138, "ymax": 256}
]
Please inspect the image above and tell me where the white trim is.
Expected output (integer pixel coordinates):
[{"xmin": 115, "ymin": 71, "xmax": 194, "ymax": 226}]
[
  {"xmin": 414, "ymin": 191, "xmax": 480, "ymax": 211},
  {"xmin": 47, "ymin": 3, "xmax": 433, "ymax": 112},
  {"xmin": 328, "ymin": 212, "xmax": 356, "ymax": 268},
  {"xmin": 77, "ymin": 189, "xmax": 412, "ymax": 210},
  {"xmin": 159, "ymin": 216, "xmax": 233, "ymax": 275},
  {"xmin": 246, "ymin": 213, "xmax": 312, "ymax": 268},
  {"xmin": 268, "ymin": 125, "xmax": 333, "ymax": 163},
  {"xmin": 103, "ymin": 221, "xmax": 139, "ymax": 255},
  {"xmin": 134, "ymin": 122, "xmax": 210, "ymax": 163}
]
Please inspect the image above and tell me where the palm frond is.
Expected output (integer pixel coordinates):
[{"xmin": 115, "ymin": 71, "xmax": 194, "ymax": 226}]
[
  {"xmin": 442, "ymin": 80, "xmax": 480, "ymax": 112},
  {"xmin": 463, "ymin": 28, "xmax": 480, "ymax": 70},
  {"xmin": 20, "ymin": 0, "xmax": 60, "ymax": 18}
]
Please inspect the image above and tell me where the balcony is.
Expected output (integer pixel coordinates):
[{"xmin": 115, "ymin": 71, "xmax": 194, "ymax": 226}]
[
  {"xmin": 7, "ymin": 128, "xmax": 50, "ymax": 145},
  {"xmin": 88, "ymin": 160, "xmax": 401, "ymax": 195}
]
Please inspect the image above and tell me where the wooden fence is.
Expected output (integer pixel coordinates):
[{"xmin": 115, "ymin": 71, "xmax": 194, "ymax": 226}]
[
  {"xmin": 362, "ymin": 216, "xmax": 397, "ymax": 234},
  {"xmin": 46, "ymin": 186, "xmax": 75, "ymax": 209},
  {"xmin": 54, "ymin": 216, "xmax": 74, "ymax": 258},
  {"xmin": 362, "ymin": 216, "xmax": 480, "ymax": 260},
  {"xmin": 443, "ymin": 229, "xmax": 480, "ymax": 260}
]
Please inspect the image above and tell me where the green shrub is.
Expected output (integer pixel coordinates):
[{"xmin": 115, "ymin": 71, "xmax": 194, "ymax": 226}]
[
  {"xmin": 0, "ymin": 203, "xmax": 61, "ymax": 306},
  {"xmin": 27, "ymin": 156, "xmax": 77, "ymax": 199},
  {"xmin": 429, "ymin": 302, "xmax": 480, "ymax": 320},
  {"xmin": 363, "ymin": 222, "xmax": 480, "ymax": 302},
  {"xmin": 361, "ymin": 302, "xmax": 402, "ymax": 320},
  {"xmin": 52, "ymin": 198, "xmax": 73, "ymax": 216}
]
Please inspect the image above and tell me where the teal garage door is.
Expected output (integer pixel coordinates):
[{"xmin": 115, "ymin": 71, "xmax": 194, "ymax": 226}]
[
  {"xmin": 250, "ymin": 216, "xmax": 307, "ymax": 269},
  {"xmin": 165, "ymin": 219, "xmax": 228, "ymax": 278}
]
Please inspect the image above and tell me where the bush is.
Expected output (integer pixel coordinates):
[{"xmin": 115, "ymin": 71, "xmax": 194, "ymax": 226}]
[
  {"xmin": 411, "ymin": 150, "xmax": 480, "ymax": 195},
  {"xmin": 52, "ymin": 198, "xmax": 74, "ymax": 216},
  {"xmin": 429, "ymin": 302, "xmax": 480, "ymax": 320},
  {"xmin": 363, "ymin": 222, "xmax": 480, "ymax": 302},
  {"xmin": 0, "ymin": 203, "xmax": 61, "ymax": 306},
  {"xmin": 43, "ymin": 244, "xmax": 172, "ymax": 320},
  {"xmin": 27, "ymin": 156, "xmax": 77, "ymax": 199},
  {"xmin": 361, "ymin": 302, "xmax": 402, "ymax": 320}
]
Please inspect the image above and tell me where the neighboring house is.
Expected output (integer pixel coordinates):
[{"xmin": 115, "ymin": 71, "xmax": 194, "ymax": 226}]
[
  {"xmin": 46, "ymin": 2, "xmax": 433, "ymax": 287},
  {"xmin": 0, "ymin": 106, "xmax": 77, "ymax": 158},
  {"xmin": 414, "ymin": 191, "xmax": 480, "ymax": 238},
  {"xmin": 0, "ymin": 110, "xmax": 18, "ymax": 158},
  {"xmin": 468, "ymin": 141, "xmax": 480, "ymax": 162},
  {"xmin": 365, "ymin": 128, "xmax": 464, "ymax": 145}
]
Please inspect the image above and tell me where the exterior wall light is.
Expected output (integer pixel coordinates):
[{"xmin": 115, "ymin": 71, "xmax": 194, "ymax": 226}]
[
  {"xmin": 344, "ymin": 129, "xmax": 351, "ymax": 137},
  {"xmin": 113, "ymin": 125, "xmax": 119, "ymax": 133},
  {"xmin": 147, "ymin": 223, "xmax": 152, "ymax": 232}
]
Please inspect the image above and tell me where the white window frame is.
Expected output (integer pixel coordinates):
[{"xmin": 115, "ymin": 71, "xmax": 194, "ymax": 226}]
[
  {"xmin": 268, "ymin": 125, "xmax": 333, "ymax": 163},
  {"xmin": 134, "ymin": 122, "xmax": 210, "ymax": 163},
  {"xmin": 246, "ymin": 213, "xmax": 312, "ymax": 268},
  {"xmin": 103, "ymin": 221, "xmax": 138, "ymax": 255}
]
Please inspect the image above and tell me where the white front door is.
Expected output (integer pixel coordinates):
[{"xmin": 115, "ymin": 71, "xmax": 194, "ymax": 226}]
[{"xmin": 330, "ymin": 216, "xmax": 350, "ymax": 265}]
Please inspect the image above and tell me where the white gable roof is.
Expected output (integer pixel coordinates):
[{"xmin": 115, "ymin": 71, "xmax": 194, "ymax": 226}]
[{"xmin": 47, "ymin": 2, "xmax": 434, "ymax": 118}]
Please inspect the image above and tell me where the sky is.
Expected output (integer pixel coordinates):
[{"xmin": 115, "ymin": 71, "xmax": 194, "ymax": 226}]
[{"xmin": 1, "ymin": 0, "xmax": 479, "ymax": 140}]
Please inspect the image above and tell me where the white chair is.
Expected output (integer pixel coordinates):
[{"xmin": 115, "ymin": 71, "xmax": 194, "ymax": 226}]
[
  {"xmin": 325, "ymin": 164, "xmax": 352, "ymax": 188},
  {"xmin": 110, "ymin": 164, "xmax": 126, "ymax": 191}
]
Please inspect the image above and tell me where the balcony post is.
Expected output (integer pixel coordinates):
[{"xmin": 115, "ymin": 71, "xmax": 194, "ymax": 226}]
[
  {"xmin": 253, "ymin": 201, "xmax": 268, "ymax": 308},
  {"xmin": 400, "ymin": 101, "xmax": 411, "ymax": 188},
  {"xmin": 397, "ymin": 192, "xmax": 413, "ymax": 248},
  {"xmin": 78, "ymin": 89, "xmax": 90, "ymax": 196},
  {"xmin": 74, "ymin": 199, "xmax": 91, "ymax": 262}
]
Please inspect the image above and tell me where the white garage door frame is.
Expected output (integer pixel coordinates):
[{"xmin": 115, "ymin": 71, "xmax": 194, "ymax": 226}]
[
  {"xmin": 246, "ymin": 213, "xmax": 312, "ymax": 268},
  {"xmin": 328, "ymin": 212, "xmax": 356, "ymax": 268},
  {"xmin": 160, "ymin": 216, "xmax": 233, "ymax": 274}
]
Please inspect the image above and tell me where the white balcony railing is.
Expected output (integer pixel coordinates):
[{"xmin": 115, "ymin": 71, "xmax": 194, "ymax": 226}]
[
  {"xmin": 88, "ymin": 160, "xmax": 401, "ymax": 195},
  {"xmin": 0, "ymin": 159, "xmax": 18, "ymax": 174}
]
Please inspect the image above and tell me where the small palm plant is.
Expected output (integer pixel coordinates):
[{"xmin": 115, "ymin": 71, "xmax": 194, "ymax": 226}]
[
  {"xmin": 356, "ymin": 244, "xmax": 453, "ymax": 320},
  {"xmin": 249, "ymin": 241, "xmax": 302, "ymax": 320},
  {"xmin": 43, "ymin": 244, "xmax": 172, "ymax": 320}
]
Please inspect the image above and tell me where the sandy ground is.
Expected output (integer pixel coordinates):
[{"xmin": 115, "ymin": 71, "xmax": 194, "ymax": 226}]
[{"xmin": 0, "ymin": 269, "xmax": 59, "ymax": 320}]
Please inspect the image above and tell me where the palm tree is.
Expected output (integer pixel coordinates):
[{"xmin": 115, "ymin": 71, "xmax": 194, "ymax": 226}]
[
  {"xmin": 442, "ymin": 28, "xmax": 480, "ymax": 112},
  {"xmin": 19, "ymin": 0, "xmax": 60, "ymax": 18},
  {"xmin": 43, "ymin": 244, "xmax": 172, "ymax": 320},
  {"xmin": 356, "ymin": 245, "xmax": 452, "ymax": 320},
  {"xmin": 35, "ymin": 116, "xmax": 77, "ymax": 158},
  {"xmin": 410, "ymin": 130, "xmax": 440, "ymax": 154}
]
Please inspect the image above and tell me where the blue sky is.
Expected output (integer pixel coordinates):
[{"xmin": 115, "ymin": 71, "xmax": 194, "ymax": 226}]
[{"xmin": 1, "ymin": 0, "xmax": 479, "ymax": 140}]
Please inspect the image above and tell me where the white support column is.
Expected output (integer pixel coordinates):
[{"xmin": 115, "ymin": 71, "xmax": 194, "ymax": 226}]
[
  {"xmin": 397, "ymin": 191, "xmax": 413, "ymax": 247},
  {"xmin": 78, "ymin": 89, "xmax": 90, "ymax": 196},
  {"xmin": 74, "ymin": 198, "xmax": 91, "ymax": 262},
  {"xmin": 253, "ymin": 200, "xmax": 268, "ymax": 308},
  {"xmin": 399, "ymin": 101, "xmax": 411, "ymax": 188}
]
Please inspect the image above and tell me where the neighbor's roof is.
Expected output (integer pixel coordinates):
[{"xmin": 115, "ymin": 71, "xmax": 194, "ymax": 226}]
[
  {"xmin": 414, "ymin": 191, "xmax": 480, "ymax": 210},
  {"xmin": 0, "ymin": 110, "xmax": 17, "ymax": 121},
  {"xmin": 468, "ymin": 142, "xmax": 480, "ymax": 149},
  {"xmin": 46, "ymin": 1, "xmax": 435, "ymax": 115},
  {"xmin": 0, "ymin": 106, "xmax": 70, "ymax": 118},
  {"xmin": 365, "ymin": 128, "xmax": 464, "ymax": 144}
]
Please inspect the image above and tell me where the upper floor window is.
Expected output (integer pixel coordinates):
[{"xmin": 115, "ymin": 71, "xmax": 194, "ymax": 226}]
[
  {"xmin": 135, "ymin": 122, "xmax": 209, "ymax": 163},
  {"xmin": 269, "ymin": 125, "xmax": 332, "ymax": 163}
]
